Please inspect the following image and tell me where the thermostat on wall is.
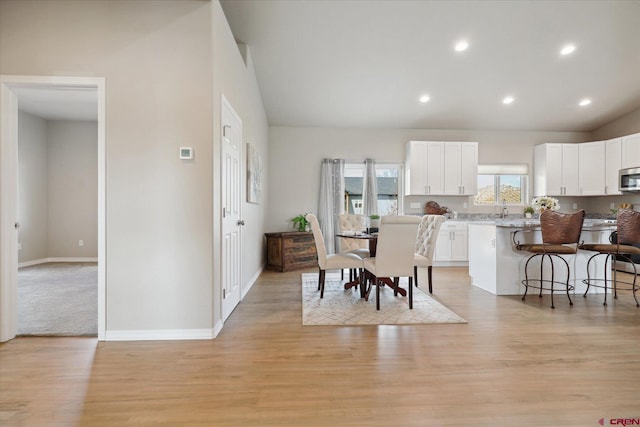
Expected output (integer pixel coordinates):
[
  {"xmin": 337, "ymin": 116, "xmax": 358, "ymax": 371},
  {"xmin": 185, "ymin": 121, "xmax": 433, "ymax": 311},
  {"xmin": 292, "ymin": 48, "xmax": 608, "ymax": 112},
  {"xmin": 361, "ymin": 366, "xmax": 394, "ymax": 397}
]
[{"xmin": 179, "ymin": 147, "xmax": 193, "ymax": 160}]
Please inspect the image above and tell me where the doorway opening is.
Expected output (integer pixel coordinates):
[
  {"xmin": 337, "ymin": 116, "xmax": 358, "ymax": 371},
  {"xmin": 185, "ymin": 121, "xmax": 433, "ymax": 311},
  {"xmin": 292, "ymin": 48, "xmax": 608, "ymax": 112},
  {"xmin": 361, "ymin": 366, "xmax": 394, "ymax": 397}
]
[{"xmin": 0, "ymin": 75, "xmax": 106, "ymax": 342}]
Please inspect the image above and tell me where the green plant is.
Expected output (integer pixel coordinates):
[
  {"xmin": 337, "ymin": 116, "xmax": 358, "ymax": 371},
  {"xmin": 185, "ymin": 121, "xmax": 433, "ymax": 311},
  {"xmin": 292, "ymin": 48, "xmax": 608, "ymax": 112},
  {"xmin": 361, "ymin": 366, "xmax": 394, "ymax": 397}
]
[
  {"xmin": 369, "ymin": 214, "xmax": 380, "ymax": 220},
  {"xmin": 524, "ymin": 206, "xmax": 535, "ymax": 214},
  {"xmin": 291, "ymin": 214, "xmax": 310, "ymax": 232}
]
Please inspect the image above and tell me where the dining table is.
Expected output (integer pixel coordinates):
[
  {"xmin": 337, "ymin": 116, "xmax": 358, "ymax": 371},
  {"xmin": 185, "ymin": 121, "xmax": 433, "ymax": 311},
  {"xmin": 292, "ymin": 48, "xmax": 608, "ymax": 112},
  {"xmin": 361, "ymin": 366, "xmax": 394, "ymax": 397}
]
[{"xmin": 336, "ymin": 232, "xmax": 407, "ymax": 298}]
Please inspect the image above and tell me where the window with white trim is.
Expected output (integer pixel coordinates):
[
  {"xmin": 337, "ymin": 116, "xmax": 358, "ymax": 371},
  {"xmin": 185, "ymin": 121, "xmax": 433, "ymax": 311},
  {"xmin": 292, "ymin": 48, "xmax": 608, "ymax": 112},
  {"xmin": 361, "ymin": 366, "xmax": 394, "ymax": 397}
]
[
  {"xmin": 344, "ymin": 163, "xmax": 403, "ymax": 215},
  {"xmin": 474, "ymin": 164, "xmax": 529, "ymax": 206}
]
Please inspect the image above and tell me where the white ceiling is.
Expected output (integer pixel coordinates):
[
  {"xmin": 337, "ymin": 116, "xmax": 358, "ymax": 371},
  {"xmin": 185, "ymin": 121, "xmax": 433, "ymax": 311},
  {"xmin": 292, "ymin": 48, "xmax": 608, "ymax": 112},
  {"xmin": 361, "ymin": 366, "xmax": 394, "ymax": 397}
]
[
  {"xmin": 13, "ymin": 86, "xmax": 97, "ymax": 121},
  {"xmin": 220, "ymin": 0, "xmax": 640, "ymax": 132}
]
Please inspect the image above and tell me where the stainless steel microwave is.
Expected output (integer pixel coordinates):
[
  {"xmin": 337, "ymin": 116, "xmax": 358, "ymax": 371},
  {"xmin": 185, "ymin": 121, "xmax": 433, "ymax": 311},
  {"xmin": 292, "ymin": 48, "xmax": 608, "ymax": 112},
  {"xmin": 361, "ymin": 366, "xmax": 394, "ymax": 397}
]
[{"xmin": 619, "ymin": 167, "xmax": 640, "ymax": 192}]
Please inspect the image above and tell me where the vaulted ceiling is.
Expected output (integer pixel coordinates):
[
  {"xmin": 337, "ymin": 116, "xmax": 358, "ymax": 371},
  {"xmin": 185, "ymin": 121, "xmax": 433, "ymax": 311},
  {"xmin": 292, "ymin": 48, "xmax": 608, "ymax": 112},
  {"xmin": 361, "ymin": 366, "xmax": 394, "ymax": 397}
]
[{"xmin": 220, "ymin": 0, "xmax": 640, "ymax": 132}]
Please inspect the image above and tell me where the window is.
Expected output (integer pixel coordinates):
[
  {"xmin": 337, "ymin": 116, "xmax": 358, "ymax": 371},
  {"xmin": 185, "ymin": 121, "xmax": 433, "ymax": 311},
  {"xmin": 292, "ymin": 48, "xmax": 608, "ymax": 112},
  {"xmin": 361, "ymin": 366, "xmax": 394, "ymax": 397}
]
[
  {"xmin": 344, "ymin": 163, "xmax": 403, "ymax": 215},
  {"xmin": 474, "ymin": 164, "xmax": 528, "ymax": 206}
]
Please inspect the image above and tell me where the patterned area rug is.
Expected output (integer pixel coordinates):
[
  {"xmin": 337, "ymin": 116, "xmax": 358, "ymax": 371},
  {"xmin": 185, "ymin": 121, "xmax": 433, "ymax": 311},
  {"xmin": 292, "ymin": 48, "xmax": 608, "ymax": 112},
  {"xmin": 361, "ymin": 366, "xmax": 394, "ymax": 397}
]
[{"xmin": 302, "ymin": 273, "xmax": 467, "ymax": 326}]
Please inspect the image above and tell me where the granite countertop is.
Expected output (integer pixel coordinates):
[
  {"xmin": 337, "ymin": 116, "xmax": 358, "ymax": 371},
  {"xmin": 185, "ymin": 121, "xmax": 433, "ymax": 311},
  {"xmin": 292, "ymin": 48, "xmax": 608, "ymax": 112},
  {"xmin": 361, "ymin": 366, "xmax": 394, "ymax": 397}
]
[{"xmin": 470, "ymin": 219, "xmax": 616, "ymax": 230}]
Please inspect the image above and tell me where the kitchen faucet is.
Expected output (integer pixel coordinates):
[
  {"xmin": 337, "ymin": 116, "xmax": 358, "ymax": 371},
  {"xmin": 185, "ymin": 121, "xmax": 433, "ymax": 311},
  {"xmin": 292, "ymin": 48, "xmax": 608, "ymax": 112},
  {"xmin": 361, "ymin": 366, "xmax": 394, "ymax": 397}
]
[{"xmin": 501, "ymin": 199, "xmax": 508, "ymax": 219}]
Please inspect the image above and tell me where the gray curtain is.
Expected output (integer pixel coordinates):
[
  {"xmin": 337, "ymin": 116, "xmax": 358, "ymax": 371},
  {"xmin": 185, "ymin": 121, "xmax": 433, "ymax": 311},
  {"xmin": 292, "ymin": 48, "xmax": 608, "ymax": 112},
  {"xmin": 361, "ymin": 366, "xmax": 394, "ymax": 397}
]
[
  {"xmin": 362, "ymin": 158, "xmax": 378, "ymax": 217},
  {"xmin": 318, "ymin": 159, "xmax": 345, "ymax": 254}
]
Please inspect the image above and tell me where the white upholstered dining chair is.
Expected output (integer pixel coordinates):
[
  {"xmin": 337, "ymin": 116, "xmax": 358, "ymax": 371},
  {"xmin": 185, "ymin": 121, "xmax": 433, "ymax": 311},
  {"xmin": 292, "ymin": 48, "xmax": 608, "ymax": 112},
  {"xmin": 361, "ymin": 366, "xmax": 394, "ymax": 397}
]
[
  {"xmin": 362, "ymin": 215, "xmax": 421, "ymax": 310},
  {"xmin": 414, "ymin": 215, "xmax": 446, "ymax": 293},
  {"xmin": 338, "ymin": 213, "xmax": 370, "ymax": 281},
  {"xmin": 306, "ymin": 213, "xmax": 363, "ymax": 298}
]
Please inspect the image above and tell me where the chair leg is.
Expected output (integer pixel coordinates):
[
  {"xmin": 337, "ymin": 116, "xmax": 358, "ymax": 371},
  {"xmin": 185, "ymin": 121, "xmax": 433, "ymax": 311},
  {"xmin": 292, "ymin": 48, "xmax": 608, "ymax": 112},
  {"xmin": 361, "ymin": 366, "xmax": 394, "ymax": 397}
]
[
  {"xmin": 364, "ymin": 274, "xmax": 374, "ymax": 301},
  {"xmin": 428, "ymin": 266, "xmax": 433, "ymax": 294},
  {"xmin": 409, "ymin": 276, "xmax": 413, "ymax": 309},
  {"xmin": 319, "ymin": 269, "xmax": 326, "ymax": 299},
  {"xmin": 414, "ymin": 266, "xmax": 419, "ymax": 288},
  {"xmin": 376, "ymin": 278, "xmax": 380, "ymax": 310},
  {"xmin": 393, "ymin": 277, "xmax": 399, "ymax": 296},
  {"xmin": 317, "ymin": 269, "xmax": 322, "ymax": 291},
  {"xmin": 341, "ymin": 269, "xmax": 344, "ymax": 281}
]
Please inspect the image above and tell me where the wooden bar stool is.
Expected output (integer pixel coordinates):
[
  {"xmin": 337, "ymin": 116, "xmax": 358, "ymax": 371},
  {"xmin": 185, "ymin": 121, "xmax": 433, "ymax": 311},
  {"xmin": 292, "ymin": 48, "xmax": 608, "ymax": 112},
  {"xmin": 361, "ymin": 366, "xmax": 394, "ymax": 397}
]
[
  {"xmin": 517, "ymin": 210, "xmax": 585, "ymax": 309},
  {"xmin": 580, "ymin": 209, "xmax": 640, "ymax": 306}
]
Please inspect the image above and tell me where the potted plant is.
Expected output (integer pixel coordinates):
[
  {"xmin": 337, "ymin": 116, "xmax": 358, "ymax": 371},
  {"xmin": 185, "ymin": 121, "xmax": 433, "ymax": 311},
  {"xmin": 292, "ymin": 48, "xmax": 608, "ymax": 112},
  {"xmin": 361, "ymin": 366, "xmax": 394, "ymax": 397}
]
[
  {"xmin": 369, "ymin": 214, "xmax": 381, "ymax": 231},
  {"xmin": 291, "ymin": 214, "xmax": 310, "ymax": 232},
  {"xmin": 524, "ymin": 206, "xmax": 535, "ymax": 219}
]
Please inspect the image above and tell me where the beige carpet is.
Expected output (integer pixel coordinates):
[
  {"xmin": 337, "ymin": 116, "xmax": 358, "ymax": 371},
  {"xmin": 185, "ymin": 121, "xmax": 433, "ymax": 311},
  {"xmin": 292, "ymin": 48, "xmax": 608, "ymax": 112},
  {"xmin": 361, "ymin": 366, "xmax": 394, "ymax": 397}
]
[
  {"xmin": 302, "ymin": 272, "xmax": 467, "ymax": 326},
  {"xmin": 18, "ymin": 262, "xmax": 97, "ymax": 336}
]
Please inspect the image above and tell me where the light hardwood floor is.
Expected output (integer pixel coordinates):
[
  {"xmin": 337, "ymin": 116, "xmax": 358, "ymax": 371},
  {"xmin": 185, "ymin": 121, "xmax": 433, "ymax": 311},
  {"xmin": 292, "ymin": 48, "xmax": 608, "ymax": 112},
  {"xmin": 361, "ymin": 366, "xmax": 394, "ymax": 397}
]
[{"xmin": 1, "ymin": 267, "xmax": 639, "ymax": 426}]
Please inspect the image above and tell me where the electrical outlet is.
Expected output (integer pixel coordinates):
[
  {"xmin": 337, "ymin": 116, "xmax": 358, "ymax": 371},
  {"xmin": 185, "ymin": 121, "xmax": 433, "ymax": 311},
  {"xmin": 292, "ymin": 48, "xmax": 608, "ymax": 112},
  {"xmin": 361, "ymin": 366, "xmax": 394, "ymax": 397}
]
[
  {"xmin": 18, "ymin": 243, "xmax": 22, "ymax": 251},
  {"xmin": 610, "ymin": 203, "xmax": 615, "ymax": 210},
  {"xmin": 573, "ymin": 203, "xmax": 577, "ymax": 209},
  {"xmin": 410, "ymin": 202, "xmax": 421, "ymax": 209},
  {"xmin": 463, "ymin": 202, "xmax": 468, "ymax": 209},
  {"xmin": 79, "ymin": 240, "xmax": 84, "ymax": 247}
]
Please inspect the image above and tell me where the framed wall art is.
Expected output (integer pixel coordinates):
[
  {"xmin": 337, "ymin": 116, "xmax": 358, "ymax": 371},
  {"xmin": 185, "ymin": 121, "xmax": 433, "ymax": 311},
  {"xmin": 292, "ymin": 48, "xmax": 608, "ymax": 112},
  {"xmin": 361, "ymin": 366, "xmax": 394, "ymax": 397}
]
[{"xmin": 246, "ymin": 143, "xmax": 262, "ymax": 204}]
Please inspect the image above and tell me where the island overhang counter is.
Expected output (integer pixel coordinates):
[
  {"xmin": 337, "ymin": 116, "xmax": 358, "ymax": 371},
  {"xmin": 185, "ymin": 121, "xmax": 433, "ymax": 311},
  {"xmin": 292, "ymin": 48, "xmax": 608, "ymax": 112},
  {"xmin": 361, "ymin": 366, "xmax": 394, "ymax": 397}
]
[{"xmin": 468, "ymin": 220, "xmax": 616, "ymax": 296}]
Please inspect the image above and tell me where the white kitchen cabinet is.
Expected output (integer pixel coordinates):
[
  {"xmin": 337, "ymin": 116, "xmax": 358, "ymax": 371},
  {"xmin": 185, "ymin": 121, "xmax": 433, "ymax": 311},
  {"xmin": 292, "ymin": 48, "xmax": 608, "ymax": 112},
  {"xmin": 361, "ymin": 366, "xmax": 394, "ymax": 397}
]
[
  {"xmin": 534, "ymin": 143, "xmax": 580, "ymax": 196},
  {"xmin": 605, "ymin": 138, "xmax": 622, "ymax": 195},
  {"xmin": 443, "ymin": 142, "xmax": 478, "ymax": 195},
  {"xmin": 434, "ymin": 221, "xmax": 468, "ymax": 263},
  {"xmin": 468, "ymin": 223, "xmax": 614, "ymax": 295},
  {"xmin": 621, "ymin": 133, "xmax": 640, "ymax": 169},
  {"xmin": 579, "ymin": 141, "xmax": 605, "ymax": 195},
  {"xmin": 405, "ymin": 141, "xmax": 477, "ymax": 196},
  {"xmin": 405, "ymin": 141, "xmax": 444, "ymax": 195}
]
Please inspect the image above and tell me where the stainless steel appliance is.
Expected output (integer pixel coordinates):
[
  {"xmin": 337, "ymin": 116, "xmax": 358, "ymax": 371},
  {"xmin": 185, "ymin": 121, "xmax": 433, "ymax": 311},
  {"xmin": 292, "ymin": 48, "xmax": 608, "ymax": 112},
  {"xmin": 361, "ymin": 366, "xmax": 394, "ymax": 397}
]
[{"xmin": 619, "ymin": 167, "xmax": 640, "ymax": 192}]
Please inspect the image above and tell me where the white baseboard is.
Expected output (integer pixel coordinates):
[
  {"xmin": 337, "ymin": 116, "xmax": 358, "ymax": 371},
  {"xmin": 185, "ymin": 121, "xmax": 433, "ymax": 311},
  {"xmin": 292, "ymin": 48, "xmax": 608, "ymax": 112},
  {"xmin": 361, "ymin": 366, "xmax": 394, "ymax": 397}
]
[
  {"xmin": 242, "ymin": 264, "xmax": 264, "ymax": 299},
  {"xmin": 18, "ymin": 257, "xmax": 98, "ymax": 268},
  {"xmin": 105, "ymin": 328, "xmax": 216, "ymax": 341}
]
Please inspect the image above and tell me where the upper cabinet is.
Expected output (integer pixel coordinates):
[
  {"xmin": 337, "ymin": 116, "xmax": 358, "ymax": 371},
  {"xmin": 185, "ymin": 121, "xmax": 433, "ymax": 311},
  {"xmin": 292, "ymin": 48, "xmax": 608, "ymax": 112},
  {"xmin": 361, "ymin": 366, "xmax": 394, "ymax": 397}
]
[
  {"xmin": 405, "ymin": 141, "xmax": 478, "ymax": 196},
  {"xmin": 534, "ymin": 143, "xmax": 580, "ymax": 196},
  {"xmin": 605, "ymin": 138, "xmax": 622, "ymax": 195},
  {"xmin": 443, "ymin": 142, "xmax": 478, "ymax": 195},
  {"xmin": 406, "ymin": 141, "xmax": 444, "ymax": 195},
  {"xmin": 621, "ymin": 133, "xmax": 640, "ymax": 169},
  {"xmin": 535, "ymin": 133, "xmax": 638, "ymax": 197},
  {"xmin": 579, "ymin": 141, "xmax": 606, "ymax": 195}
]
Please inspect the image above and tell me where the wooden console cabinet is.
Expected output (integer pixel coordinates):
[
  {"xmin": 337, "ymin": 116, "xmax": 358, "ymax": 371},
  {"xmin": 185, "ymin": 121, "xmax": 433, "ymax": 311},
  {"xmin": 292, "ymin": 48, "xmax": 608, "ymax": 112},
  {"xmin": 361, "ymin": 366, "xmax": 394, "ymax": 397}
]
[{"xmin": 265, "ymin": 231, "xmax": 318, "ymax": 272}]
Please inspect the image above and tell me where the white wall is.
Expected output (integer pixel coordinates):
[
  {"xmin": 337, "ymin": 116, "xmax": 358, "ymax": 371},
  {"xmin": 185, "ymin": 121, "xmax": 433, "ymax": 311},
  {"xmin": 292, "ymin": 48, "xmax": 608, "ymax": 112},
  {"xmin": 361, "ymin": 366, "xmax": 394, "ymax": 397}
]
[
  {"xmin": 1, "ymin": 0, "xmax": 215, "ymax": 333},
  {"xmin": 47, "ymin": 120, "xmax": 98, "ymax": 258},
  {"xmin": 18, "ymin": 114, "xmax": 98, "ymax": 263},
  {"xmin": 3, "ymin": 0, "xmax": 269, "ymax": 337},
  {"xmin": 212, "ymin": 1, "xmax": 269, "ymax": 327},
  {"xmin": 17, "ymin": 111, "xmax": 48, "ymax": 262},
  {"xmin": 591, "ymin": 107, "xmax": 640, "ymax": 140},
  {"xmin": 267, "ymin": 127, "xmax": 594, "ymax": 230}
]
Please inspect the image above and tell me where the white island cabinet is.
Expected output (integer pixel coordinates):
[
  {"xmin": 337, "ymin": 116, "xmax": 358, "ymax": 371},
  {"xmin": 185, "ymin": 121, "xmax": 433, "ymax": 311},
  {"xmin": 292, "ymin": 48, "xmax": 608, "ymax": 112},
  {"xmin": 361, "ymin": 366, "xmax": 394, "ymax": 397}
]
[{"xmin": 468, "ymin": 221, "xmax": 614, "ymax": 295}]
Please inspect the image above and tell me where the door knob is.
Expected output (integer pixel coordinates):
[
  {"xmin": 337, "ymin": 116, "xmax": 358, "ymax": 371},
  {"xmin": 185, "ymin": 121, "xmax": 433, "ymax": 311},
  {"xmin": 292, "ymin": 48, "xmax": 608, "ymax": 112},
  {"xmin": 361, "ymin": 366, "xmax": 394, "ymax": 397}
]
[{"xmin": 237, "ymin": 220, "xmax": 245, "ymax": 226}]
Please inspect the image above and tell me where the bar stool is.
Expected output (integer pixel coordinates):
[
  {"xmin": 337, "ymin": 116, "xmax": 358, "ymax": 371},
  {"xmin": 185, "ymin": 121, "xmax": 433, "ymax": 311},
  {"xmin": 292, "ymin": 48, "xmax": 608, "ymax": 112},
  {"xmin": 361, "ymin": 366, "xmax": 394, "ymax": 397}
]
[
  {"xmin": 517, "ymin": 209, "xmax": 585, "ymax": 308},
  {"xmin": 580, "ymin": 209, "xmax": 640, "ymax": 306}
]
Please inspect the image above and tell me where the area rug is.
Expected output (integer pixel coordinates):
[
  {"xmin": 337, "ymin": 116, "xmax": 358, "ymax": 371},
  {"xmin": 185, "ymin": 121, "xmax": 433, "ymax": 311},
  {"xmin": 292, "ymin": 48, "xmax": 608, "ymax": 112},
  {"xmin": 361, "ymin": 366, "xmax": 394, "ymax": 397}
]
[
  {"xmin": 302, "ymin": 273, "xmax": 467, "ymax": 325},
  {"xmin": 17, "ymin": 262, "xmax": 98, "ymax": 336}
]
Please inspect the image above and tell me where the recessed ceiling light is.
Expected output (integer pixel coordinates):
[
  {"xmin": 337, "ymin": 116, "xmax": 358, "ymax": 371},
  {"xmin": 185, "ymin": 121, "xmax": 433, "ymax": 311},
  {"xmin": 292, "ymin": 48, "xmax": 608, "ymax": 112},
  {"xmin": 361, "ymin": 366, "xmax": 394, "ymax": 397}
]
[
  {"xmin": 502, "ymin": 96, "xmax": 515, "ymax": 105},
  {"xmin": 560, "ymin": 44, "xmax": 576, "ymax": 55},
  {"xmin": 454, "ymin": 40, "xmax": 469, "ymax": 52},
  {"xmin": 579, "ymin": 98, "xmax": 591, "ymax": 106},
  {"xmin": 419, "ymin": 94, "xmax": 430, "ymax": 103}
]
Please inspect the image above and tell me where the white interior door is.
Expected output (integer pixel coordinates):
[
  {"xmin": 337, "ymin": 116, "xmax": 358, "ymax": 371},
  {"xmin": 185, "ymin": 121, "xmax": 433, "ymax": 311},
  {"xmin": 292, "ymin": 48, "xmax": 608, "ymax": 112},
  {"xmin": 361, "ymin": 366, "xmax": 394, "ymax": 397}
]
[{"xmin": 221, "ymin": 97, "xmax": 242, "ymax": 321}]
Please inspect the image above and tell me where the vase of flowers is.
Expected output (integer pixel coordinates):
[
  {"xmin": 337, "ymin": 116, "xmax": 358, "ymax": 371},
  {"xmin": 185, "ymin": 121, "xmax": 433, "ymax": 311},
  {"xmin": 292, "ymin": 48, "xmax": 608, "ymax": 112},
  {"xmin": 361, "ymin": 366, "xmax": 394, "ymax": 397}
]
[{"xmin": 531, "ymin": 196, "xmax": 560, "ymax": 215}]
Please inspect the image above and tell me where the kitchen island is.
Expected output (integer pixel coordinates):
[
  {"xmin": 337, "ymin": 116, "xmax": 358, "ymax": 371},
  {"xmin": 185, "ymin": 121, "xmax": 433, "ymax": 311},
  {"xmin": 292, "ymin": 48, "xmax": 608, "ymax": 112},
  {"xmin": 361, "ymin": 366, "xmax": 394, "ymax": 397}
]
[{"xmin": 468, "ymin": 219, "xmax": 616, "ymax": 295}]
